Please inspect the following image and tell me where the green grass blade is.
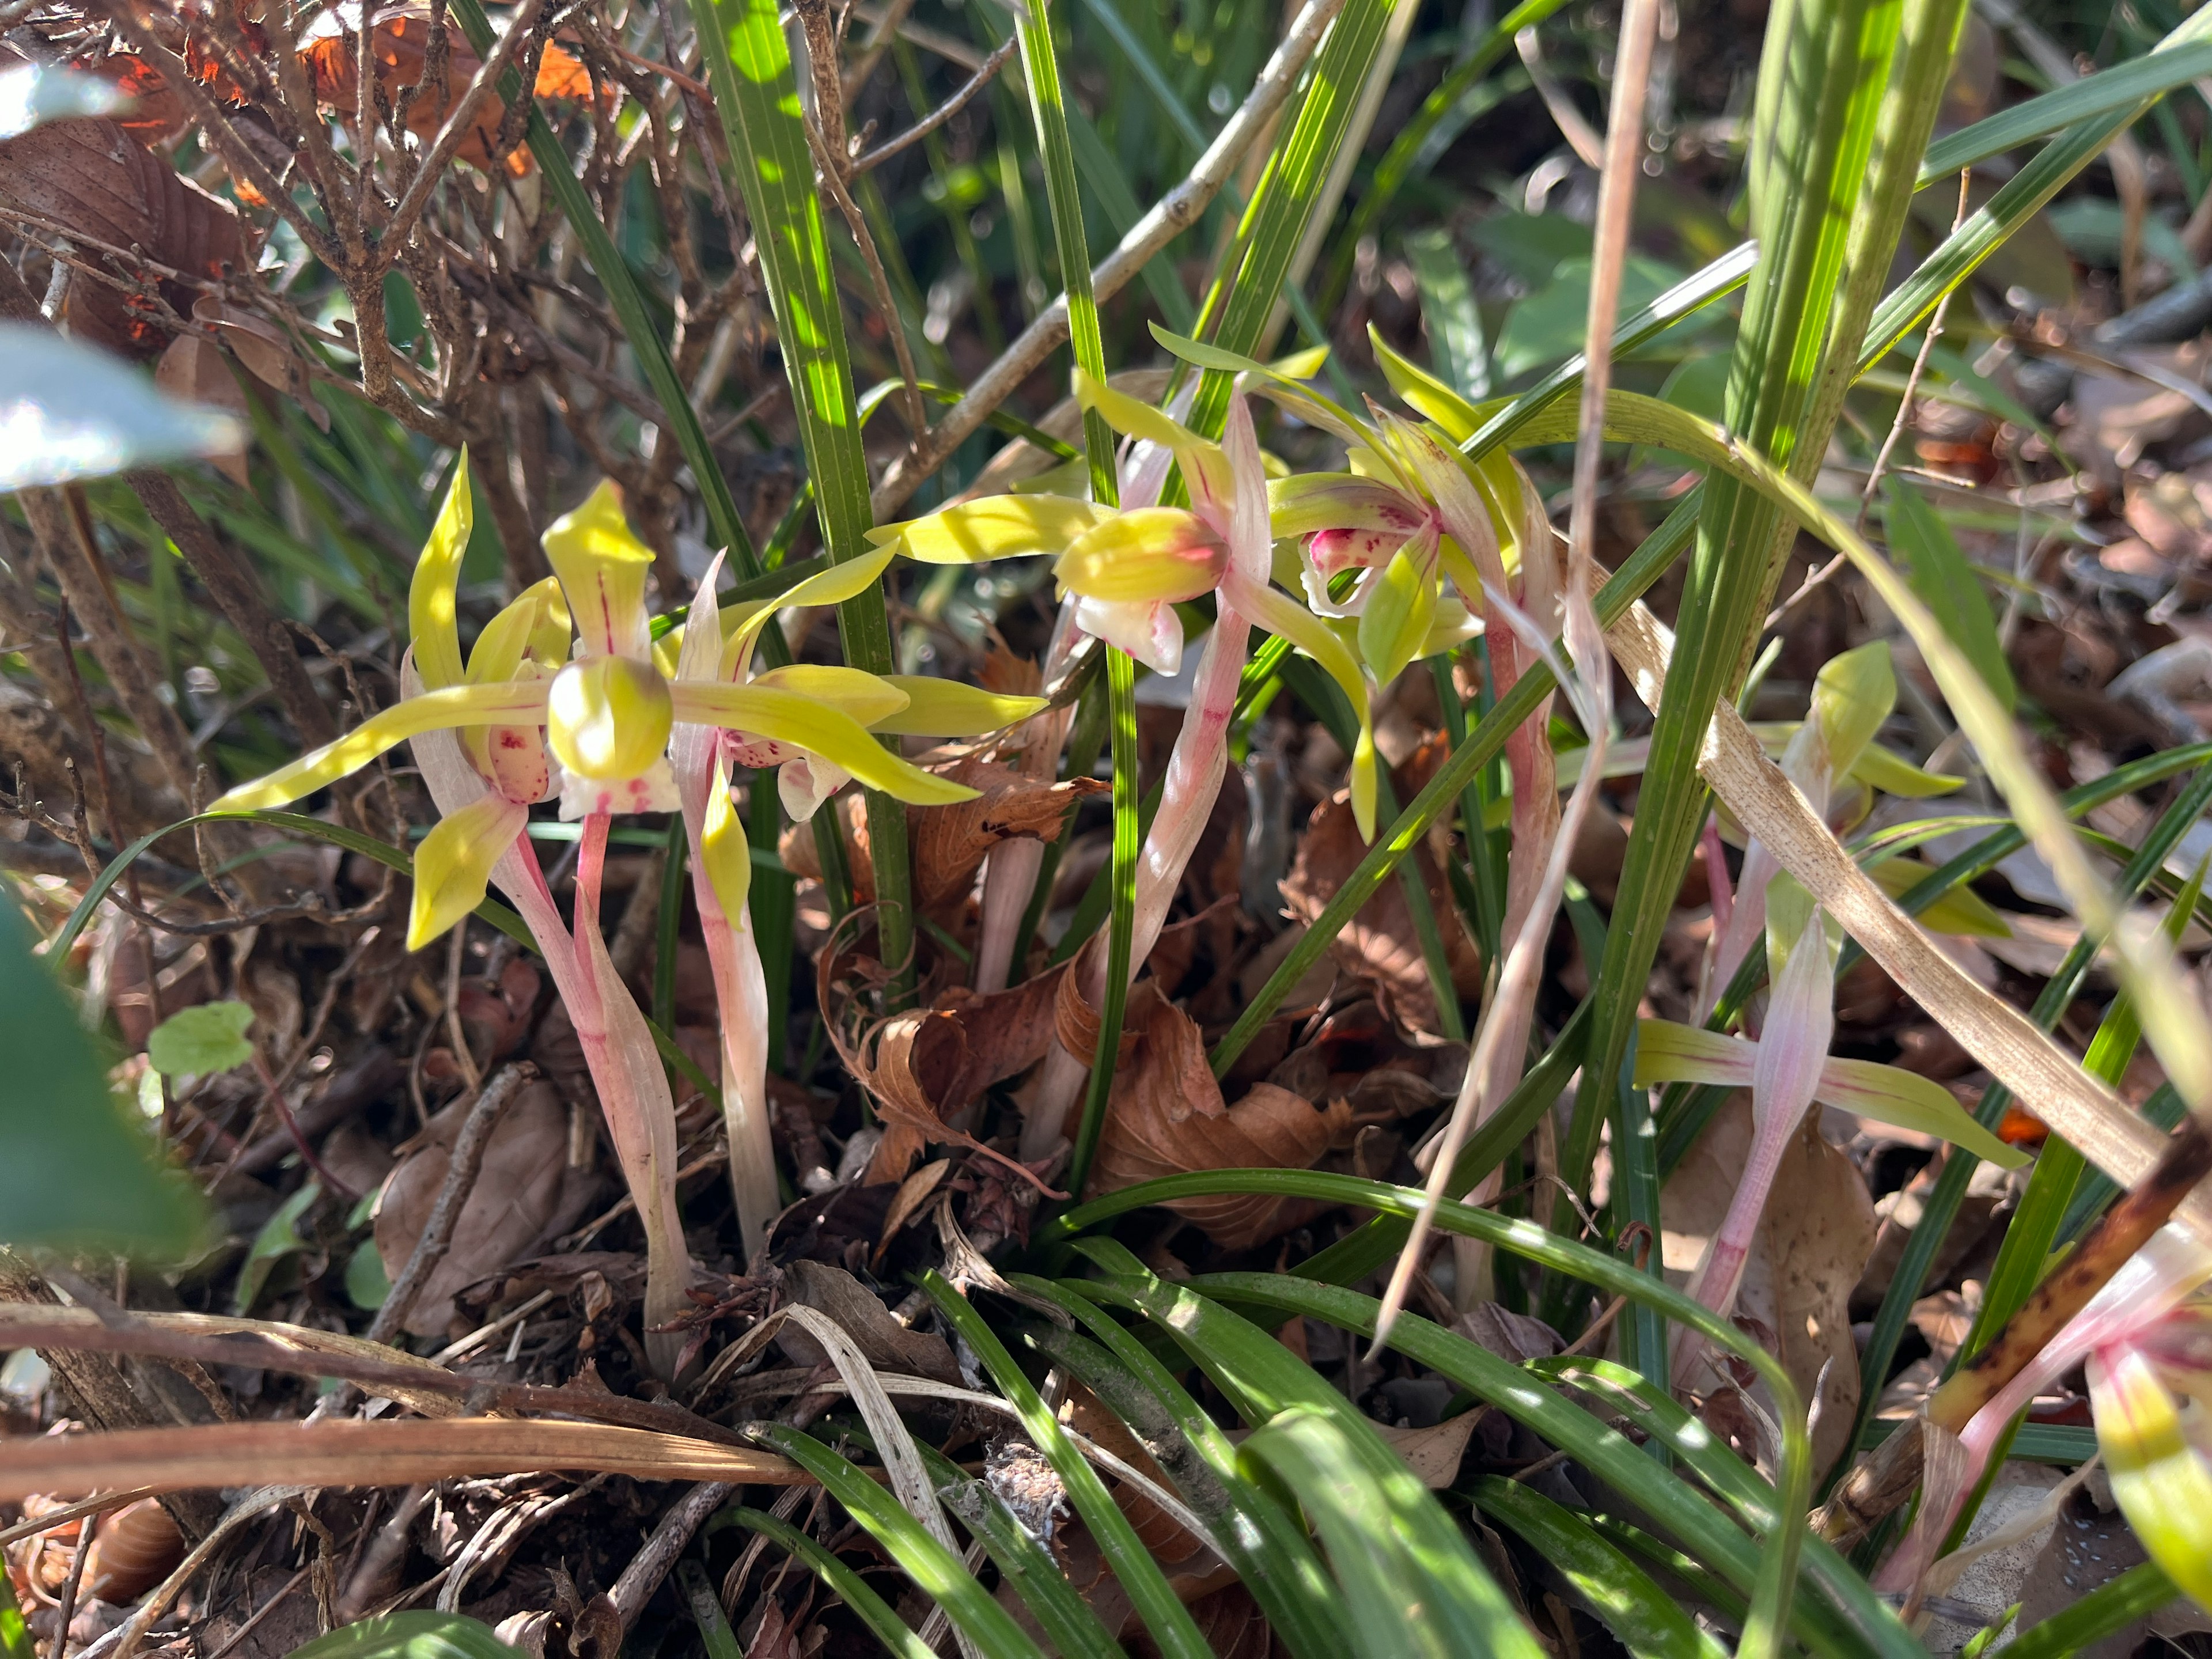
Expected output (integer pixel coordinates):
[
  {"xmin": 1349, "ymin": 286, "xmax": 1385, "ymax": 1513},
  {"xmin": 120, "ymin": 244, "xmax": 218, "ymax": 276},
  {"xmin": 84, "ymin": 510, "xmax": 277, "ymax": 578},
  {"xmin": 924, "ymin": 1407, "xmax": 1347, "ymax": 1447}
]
[
  {"xmin": 722, "ymin": 1508, "xmax": 938, "ymax": 1659},
  {"xmin": 1076, "ymin": 0, "xmax": 1210, "ymax": 154},
  {"xmin": 1070, "ymin": 646, "xmax": 1139, "ymax": 1199},
  {"xmin": 921, "ymin": 1274, "xmax": 1214, "ymax": 1659},
  {"xmin": 1919, "ymin": 38, "xmax": 2212, "ymax": 181},
  {"xmin": 1562, "ymin": 0, "xmax": 1944, "ymax": 1285},
  {"xmin": 1242, "ymin": 1410, "xmax": 1545, "ymax": 1659},
  {"xmin": 1999, "ymin": 1563, "xmax": 2178, "ymax": 1659},
  {"xmin": 1016, "ymin": 1283, "xmax": 1354, "ymax": 1659},
  {"xmin": 1404, "ymin": 228, "xmax": 1490, "ymax": 400},
  {"xmin": 919, "ymin": 1452, "xmax": 1124, "ymax": 1659},
  {"xmin": 688, "ymin": 0, "xmax": 918, "ymax": 1005},
  {"xmin": 751, "ymin": 1428, "xmax": 1038, "ymax": 1657},
  {"xmin": 1468, "ymin": 1476, "xmax": 1728, "ymax": 1659},
  {"xmin": 1181, "ymin": 0, "xmax": 1395, "ymax": 444},
  {"xmin": 1067, "ymin": 1240, "xmax": 1895, "ymax": 1659}
]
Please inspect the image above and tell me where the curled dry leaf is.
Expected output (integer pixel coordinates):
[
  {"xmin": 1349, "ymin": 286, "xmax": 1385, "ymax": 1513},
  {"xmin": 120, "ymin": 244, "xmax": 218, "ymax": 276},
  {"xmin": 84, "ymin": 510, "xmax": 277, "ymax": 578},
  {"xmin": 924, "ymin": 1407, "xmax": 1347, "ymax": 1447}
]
[
  {"xmin": 825, "ymin": 950, "xmax": 1067, "ymax": 1190},
  {"xmin": 0, "ymin": 118, "xmax": 242, "ymax": 359},
  {"xmin": 782, "ymin": 756, "xmax": 1101, "ymax": 922},
  {"xmin": 1661, "ymin": 1095, "xmax": 1877, "ymax": 1471},
  {"xmin": 773, "ymin": 1260, "xmax": 958, "ymax": 1384},
  {"xmin": 150, "ymin": 332, "xmax": 248, "ymax": 485},
  {"xmin": 373, "ymin": 1077, "xmax": 600, "ymax": 1336},
  {"xmin": 1090, "ymin": 985, "xmax": 1350, "ymax": 1251},
  {"xmin": 190, "ymin": 297, "xmax": 327, "ymax": 430},
  {"xmin": 1280, "ymin": 786, "xmax": 1483, "ymax": 1038}
]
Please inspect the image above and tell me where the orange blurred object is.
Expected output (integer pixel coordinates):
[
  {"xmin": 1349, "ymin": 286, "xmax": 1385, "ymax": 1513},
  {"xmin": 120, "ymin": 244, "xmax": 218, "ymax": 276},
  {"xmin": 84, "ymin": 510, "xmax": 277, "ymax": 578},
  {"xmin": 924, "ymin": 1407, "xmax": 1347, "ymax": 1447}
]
[{"xmin": 1997, "ymin": 1103, "xmax": 2050, "ymax": 1146}]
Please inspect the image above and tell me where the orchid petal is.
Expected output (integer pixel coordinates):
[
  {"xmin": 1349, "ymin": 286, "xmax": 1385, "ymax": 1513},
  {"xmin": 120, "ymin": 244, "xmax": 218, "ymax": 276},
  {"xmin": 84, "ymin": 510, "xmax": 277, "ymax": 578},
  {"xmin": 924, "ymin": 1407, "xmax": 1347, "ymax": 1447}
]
[
  {"xmin": 1753, "ymin": 895, "xmax": 1835, "ymax": 1139},
  {"xmin": 747, "ymin": 663, "xmax": 912, "ymax": 728},
  {"xmin": 866, "ymin": 497, "xmax": 1107, "ymax": 565},
  {"xmin": 1074, "ymin": 595, "xmax": 1183, "ymax": 676},
  {"xmin": 1809, "ymin": 641, "xmax": 1896, "ymax": 781},
  {"xmin": 547, "ymin": 656, "xmax": 675, "ymax": 783},
  {"xmin": 778, "ymin": 753, "xmax": 851, "ymax": 821},
  {"xmin": 215, "ymin": 681, "xmax": 552, "ymax": 810},
  {"xmin": 1226, "ymin": 569, "xmax": 1380, "ymax": 840},
  {"xmin": 1074, "ymin": 369, "xmax": 1234, "ymax": 507},
  {"xmin": 668, "ymin": 684, "xmax": 978, "ymax": 806},
  {"xmin": 407, "ymin": 793, "xmax": 528, "ymax": 950},
  {"xmin": 541, "ymin": 479, "xmax": 655, "ymax": 660},
  {"xmin": 1817, "ymin": 1056, "xmax": 2028, "ymax": 1166},
  {"xmin": 1355, "ymin": 528, "xmax": 1440, "ymax": 687},
  {"xmin": 407, "ymin": 448, "xmax": 474, "ymax": 692},
  {"xmin": 2093, "ymin": 1342, "xmax": 2212, "ymax": 1612},
  {"xmin": 1391, "ymin": 414, "xmax": 1508, "ymax": 596},
  {"xmin": 1851, "ymin": 741, "xmax": 1963, "ymax": 798},
  {"xmin": 1056, "ymin": 507, "xmax": 1227, "ymax": 603},
  {"xmin": 466, "ymin": 578, "xmax": 568, "ymax": 683},
  {"xmin": 1420, "ymin": 595, "xmax": 1483, "ymax": 658},
  {"xmin": 1225, "ymin": 395, "xmax": 1271, "ymax": 588},
  {"xmin": 1630, "ymin": 1019, "xmax": 1754, "ymax": 1089},
  {"xmin": 699, "ymin": 762, "xmax": 753, "ymax": 922},
  {"xmin": 872, "ymin": 677, "xmax": 1048, "ymax": 736},
  {"xmin": 1268, "ymin": 473, "xmax": 1425, "ymax": 538},
  {"xmin": 1148, "ymin": 324, "xmax": 1380, "ymax": 457},
  {"xmin": 719, "ymin": 544, "xmax": 901, "ymax": 680}
]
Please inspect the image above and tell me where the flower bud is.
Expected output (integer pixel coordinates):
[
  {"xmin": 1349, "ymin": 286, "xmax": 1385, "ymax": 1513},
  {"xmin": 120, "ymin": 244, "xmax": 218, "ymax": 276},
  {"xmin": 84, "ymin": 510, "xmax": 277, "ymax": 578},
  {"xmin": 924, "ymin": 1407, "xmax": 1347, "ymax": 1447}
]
[
  {"xmin": 548, "ymin": 656, "xmax": 673, "ymax": 781},
  {"xmin": 1056, "ymin": 508, "xmax": 1228, "ymax": 604}
]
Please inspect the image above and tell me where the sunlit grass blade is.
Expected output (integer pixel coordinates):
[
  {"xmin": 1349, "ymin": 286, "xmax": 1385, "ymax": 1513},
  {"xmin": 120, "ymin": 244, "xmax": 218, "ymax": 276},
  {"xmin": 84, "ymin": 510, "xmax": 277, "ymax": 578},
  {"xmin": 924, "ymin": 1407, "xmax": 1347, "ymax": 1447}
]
[
  {"xmin": 1919, "ymin": 38, "xmax": 2212, "ymax": 179},
  {"xmin": 736, "ymin": 1437, "xmax": 1031, "ymax": 1657},
  {"xmin": 1469, "ymin": 1476, "xmax": 1729, "ymax": 1659},
  {"xmin": 1180, "ymin": 0, "xmax": 1393, "ymax": 445},
  {"xmin": 687, "ymin": 0, "xmax": 918, "ymax": 1004},
  {"xmin": 921, "ymin": 1274, "xmax": 1213, "ymax": 1659},
  {"xmin": 1242, "ymin": 1409, "xmax": 1546, "ymax": 1659},
  {"xmin": 721, "ymin": 1513, "xmax": 935, "ymax": 1659}
]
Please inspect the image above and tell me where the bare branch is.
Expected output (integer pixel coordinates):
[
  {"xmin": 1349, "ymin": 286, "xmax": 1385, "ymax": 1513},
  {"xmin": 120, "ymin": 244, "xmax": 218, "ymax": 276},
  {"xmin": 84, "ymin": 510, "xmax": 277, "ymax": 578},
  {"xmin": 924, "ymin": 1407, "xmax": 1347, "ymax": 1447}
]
[{"xmin": 853, "ymin": 33, "xmax": 1017, "ymax": 174}]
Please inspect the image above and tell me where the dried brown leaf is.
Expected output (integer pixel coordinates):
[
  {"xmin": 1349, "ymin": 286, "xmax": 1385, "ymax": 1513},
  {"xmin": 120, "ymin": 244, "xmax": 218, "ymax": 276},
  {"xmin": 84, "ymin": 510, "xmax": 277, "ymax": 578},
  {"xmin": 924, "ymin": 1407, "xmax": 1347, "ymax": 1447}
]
[
  {"xmin": 774, "ymin": 1260, "xmax": 957, "ymax": 1384},
  {"xmin": 373, "ymin": 1078, "xmax": 599, "ymax": 1338},
  {"xmin": 0, "ymin": 119, "xmax": 243, "ymax": 359},
  {"xmin": 1661, "ymin": 1099, "xmax": 1876, "ymax": 1471},
  {"xmin": 0, "ymin": 1419, "xmax": 802, "ymax": 1501},
  {"xmin": 1090, "ymin": 987, "xmax": 1350, "ymax": 1251},
  {"xmin": 1281, "ymin": 788, "xmax": 1482, "ymax": 1037}
]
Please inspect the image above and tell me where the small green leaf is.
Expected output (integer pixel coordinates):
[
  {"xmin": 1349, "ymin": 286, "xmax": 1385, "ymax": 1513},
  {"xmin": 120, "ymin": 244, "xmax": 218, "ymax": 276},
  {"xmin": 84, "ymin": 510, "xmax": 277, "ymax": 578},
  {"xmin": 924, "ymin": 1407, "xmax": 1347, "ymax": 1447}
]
[
  {"xmin": 0, "ymin": 898, "xmax": 203, "ymax": 1255},
  {"xmin": 147, "ymin": 1001, "xmax": 257, "ymax": 1077},
  {"xmin": 235, "ymin": 1181, "xmax": 320, "ymax": 1316},
  {"xmin": 1881, "ymin": 479, "xmax": 2016, "ymax": 713},
  {"xmin": 286, "ymin": 1613, "xmax": 527, "ymax": 1659},
  {"xmin": 344, "ymin": 1241, "xmax": 391, "ymax": 1311}
]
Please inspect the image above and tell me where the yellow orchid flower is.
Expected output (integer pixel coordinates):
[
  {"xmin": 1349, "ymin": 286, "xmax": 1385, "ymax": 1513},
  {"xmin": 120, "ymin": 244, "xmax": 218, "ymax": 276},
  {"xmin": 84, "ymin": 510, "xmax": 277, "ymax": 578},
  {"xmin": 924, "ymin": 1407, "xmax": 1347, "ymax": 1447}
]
[{"xmin": 216, "ymin": 480, "xmax": 982, "ymax": 830}]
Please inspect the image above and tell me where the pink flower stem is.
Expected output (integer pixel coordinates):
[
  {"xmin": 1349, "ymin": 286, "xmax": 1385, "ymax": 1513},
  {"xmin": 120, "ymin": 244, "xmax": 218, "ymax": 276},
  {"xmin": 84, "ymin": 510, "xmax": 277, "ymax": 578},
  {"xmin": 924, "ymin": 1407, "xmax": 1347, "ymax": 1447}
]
[{"xmin": 1017, "ymin": 608, "xmax": 1250, "ymax": 1164}]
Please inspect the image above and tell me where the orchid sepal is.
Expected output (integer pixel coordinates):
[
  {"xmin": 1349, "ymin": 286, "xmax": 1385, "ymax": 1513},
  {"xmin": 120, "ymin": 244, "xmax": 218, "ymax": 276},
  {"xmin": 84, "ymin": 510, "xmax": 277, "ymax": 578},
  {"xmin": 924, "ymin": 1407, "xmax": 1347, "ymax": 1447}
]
[
  {"xmin": 409, "ymin": 448, "xmax": 474, "ymax": 692},
  {"xmin": 214, "ymin": 681, "xmax": 554, "ymax": 811},
  {"xmin": 407, "ymin": 793, "xmax": 530, "ymax": 951},
  {"xmin": 541, "ymin": 480, "xmax": 657, "ymax": 661},
  {"xmin": 865, "ymin": 496, "xmax": 1108, "ymax": 567}
]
